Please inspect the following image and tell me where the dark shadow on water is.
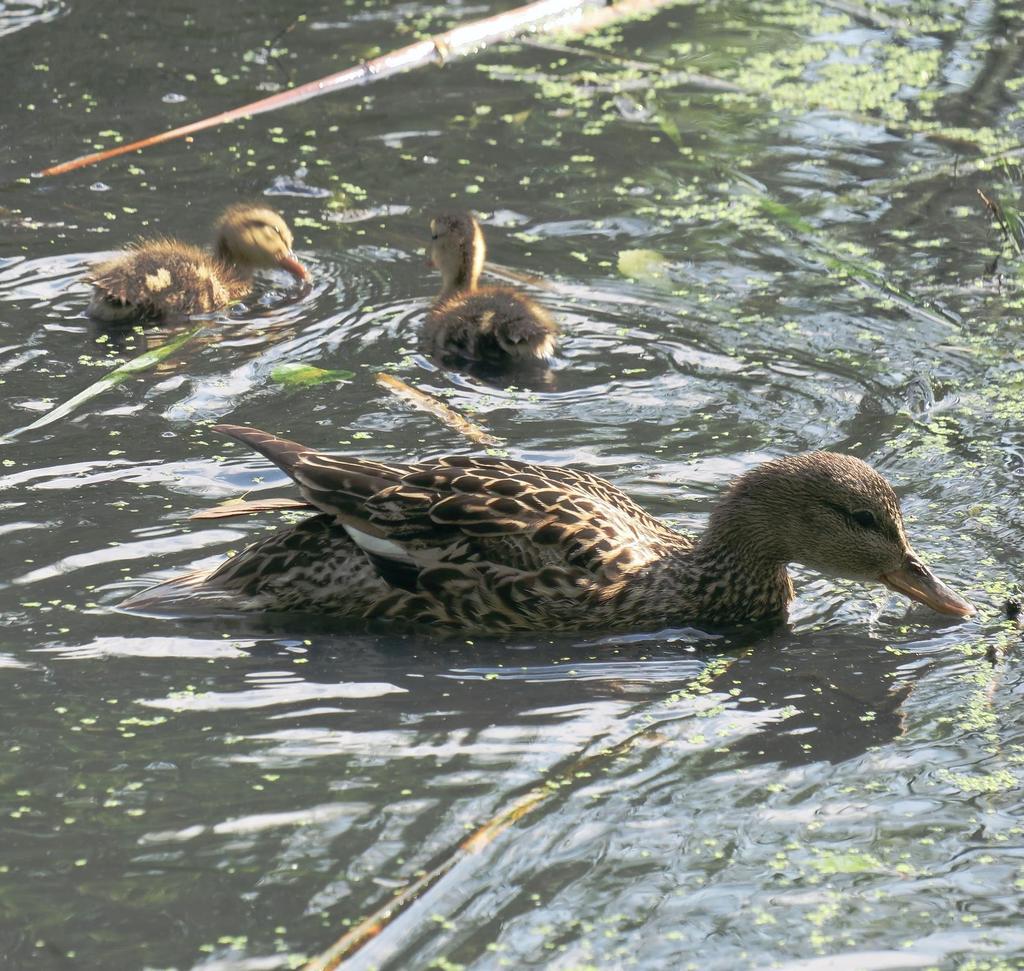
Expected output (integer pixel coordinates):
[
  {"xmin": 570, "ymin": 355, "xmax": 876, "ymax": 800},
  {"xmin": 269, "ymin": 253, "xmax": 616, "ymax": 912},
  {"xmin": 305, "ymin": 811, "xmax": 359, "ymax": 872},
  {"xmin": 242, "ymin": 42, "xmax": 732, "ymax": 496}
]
[
  {"xmin": 721, "ymin": 633, "xmax": 915, "ymax": 767},
  {"xmin": 120, "ymin": 602, "xmax": 919, "ymax": 770},
  {"xmin": 416, "ymin": 348, "xmax": 559, "ymax": 392}
]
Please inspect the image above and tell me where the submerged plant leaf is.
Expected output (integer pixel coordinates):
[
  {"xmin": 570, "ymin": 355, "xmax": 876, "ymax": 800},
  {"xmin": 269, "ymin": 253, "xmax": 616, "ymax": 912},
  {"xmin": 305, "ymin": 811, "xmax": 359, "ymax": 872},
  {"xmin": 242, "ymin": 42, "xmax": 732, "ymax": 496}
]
[
  {"xmin": 750, "ymin": 190, "xmax": 961, "ymax": 329},
  {"xmin": 7, "ymin": 325, "xmax": 205, "ymax": 437},
  {"xmin": 992, "ymin": 188, "xmax": 1024, "ymax": 256},
  {"xmin": 617, "ymin": 248, "xmax": 672, "ymax": 289},
  {"xmin": 270, "ymin": 362, "xmax": 355, "ymax": 387},
  {"xmin": 652, "ymin": 103, "xmax": 684, "ymax": 148}
]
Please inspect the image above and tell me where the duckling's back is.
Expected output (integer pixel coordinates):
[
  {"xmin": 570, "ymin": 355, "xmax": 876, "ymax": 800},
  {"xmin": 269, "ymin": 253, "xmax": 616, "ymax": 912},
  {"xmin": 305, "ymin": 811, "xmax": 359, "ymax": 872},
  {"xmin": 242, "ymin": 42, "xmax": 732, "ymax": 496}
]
[
  {"xmin": 423, "ymin": 287, "xmax": 558, "ymax": 364},
  {"xmin": 86, "ymin": 239, "xmax": 248, "ymax": 323}
]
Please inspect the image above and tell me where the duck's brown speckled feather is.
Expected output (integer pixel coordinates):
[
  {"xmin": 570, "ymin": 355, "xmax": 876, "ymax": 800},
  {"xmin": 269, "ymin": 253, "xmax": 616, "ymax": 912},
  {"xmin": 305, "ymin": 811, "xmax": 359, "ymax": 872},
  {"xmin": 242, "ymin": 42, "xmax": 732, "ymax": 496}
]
[
  {"xmin": 124, "ymin": 424, "xmax": 701, "ymax": 631},
  {"xmin": 123, "ymin": 426, "xmax": 974, "ymax": 631},
  {"xmin": 219, "ymin": 424, "xmax": 681, "ymax": 568}
]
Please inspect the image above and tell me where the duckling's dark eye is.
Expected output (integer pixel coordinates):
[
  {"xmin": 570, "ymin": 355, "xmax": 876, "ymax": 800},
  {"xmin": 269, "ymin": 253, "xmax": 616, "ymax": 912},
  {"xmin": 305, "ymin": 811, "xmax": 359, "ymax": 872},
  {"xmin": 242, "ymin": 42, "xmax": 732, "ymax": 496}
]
[{"xmin": 851, "ymin": 509, "xmax": 878, "ymax": 530}]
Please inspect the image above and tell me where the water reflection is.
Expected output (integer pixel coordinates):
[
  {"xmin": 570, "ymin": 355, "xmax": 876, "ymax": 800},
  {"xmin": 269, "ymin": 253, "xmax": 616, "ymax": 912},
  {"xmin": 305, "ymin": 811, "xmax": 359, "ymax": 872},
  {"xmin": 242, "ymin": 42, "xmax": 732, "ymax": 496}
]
[{"xmin": 0, "ymin": 0, "xmax": 64, "ymax": 40}]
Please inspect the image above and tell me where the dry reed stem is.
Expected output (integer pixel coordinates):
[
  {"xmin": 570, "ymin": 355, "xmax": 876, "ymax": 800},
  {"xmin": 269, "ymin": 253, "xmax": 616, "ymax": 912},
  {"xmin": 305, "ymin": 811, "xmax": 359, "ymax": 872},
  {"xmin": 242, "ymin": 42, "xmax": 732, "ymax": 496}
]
[
  {"xmin": 40, "ymin": 0, "xmax": 599, "ymax": 177},
  {"xmin": 375, "ymin": 373, "xmax": 503, "ymax": 447},
  {"xmin": 189, "ymin": 497, "xmax": 314, "ymax": 520}
]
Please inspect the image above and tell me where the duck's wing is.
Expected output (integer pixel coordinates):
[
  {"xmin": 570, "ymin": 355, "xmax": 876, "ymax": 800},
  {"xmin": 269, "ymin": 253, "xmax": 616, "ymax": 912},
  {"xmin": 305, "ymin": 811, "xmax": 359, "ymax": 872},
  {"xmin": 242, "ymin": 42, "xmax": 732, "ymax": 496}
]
[{"xmin": 213, "ymin": 425, "xmax": 686, "ymax": 584}]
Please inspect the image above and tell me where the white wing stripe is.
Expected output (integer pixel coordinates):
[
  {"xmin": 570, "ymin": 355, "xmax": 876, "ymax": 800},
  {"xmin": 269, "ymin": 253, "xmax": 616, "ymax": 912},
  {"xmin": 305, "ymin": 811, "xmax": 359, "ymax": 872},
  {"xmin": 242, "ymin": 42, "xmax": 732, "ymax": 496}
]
[{"xmin": 342, "ymin": 524, "xmax": 414, "ymax": 564}]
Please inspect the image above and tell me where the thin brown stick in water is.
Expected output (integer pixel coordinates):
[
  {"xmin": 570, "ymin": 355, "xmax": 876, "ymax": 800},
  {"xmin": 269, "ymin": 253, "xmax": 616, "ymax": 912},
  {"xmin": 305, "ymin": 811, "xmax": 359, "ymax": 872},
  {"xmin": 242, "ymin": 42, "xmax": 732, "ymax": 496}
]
[
  {"xmin": 524, "ymin": 33, "xmax": 744, "ymax": 93},
  {"xmin": 264, "ymin": 12, "xmax": 306, "ymax": 86},
  {"xmin": 300, "ymin": 653, "xmax": 738, "ymax": 970},
  {"xmin": 40, "ymin": 0, "xmax": 700, "ymax": 178},
  {"xmin": 521, "ymin": 36, "xmax": 663, "ymax": 70},
  {"xmin": 978, "ymin": 188, "xmax": 1023, "ymax": 257},
  {"xmin": 300, "ymin": 786, "xmax": 549, "ymax": 971},
  {"xmin": 375, "ymin": 373, "xmax": 503, "ymax": 447},
  {"xmin": 823, "ymin": 0, "xmax": 907, "ymax": 31},
  {"xmin": 40, "ymin": 0, "xmax": 598, "ymax": 177},
  {"xmin": 484, "ymin": 260, "xmax": 560, "ymax": 291},
  {"xmin": 189, "ymin": 497, "xmax": 314, "ymax": 520}
]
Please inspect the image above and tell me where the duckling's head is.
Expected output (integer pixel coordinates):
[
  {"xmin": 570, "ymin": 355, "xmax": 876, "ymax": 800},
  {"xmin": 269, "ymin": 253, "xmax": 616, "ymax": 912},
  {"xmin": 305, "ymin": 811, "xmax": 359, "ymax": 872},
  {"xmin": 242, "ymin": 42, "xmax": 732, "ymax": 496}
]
[
  {"xmin": 709, "ymin": 452, "xmax": 974, "ymax": 617},
  {"xmin": 213, "ymin": 204, "xmax": 309, "ymax": 281},
  {"xmin": 429, "ymin": 211, "xmax": 485, "ymax": 295}
]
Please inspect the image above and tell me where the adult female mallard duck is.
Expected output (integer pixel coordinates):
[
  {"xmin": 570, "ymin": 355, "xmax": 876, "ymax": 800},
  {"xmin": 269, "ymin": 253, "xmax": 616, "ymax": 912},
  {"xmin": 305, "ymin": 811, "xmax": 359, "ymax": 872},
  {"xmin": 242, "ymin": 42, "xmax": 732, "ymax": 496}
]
[
  {"xmin": 85, "ymin": 203, "xmax": 310, "ymax": 323},
  {"xmin": 422, "ymin": 211, "xmax": 558, "ymax": 364},
  {"xmin": 122, "ymin": 425, "xmax": 975, "ymax": 632}
]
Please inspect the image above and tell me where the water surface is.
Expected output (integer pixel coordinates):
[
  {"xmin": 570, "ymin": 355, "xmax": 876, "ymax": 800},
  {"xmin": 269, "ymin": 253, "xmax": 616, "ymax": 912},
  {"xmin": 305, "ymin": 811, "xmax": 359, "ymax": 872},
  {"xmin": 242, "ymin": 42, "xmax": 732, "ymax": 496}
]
[{"xmin": 1, "ymin": 0, "xmax": 1023, "ymax": 968}]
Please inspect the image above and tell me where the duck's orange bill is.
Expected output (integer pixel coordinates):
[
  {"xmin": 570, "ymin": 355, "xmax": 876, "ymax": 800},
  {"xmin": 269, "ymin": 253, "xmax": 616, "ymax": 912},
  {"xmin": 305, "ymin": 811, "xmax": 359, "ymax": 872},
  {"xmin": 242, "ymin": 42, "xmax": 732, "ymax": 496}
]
[
  {"xmin": 277, "ymin": 252, "xmax": 310, "ymax": 281},
  {"xmin": 881, "ymin": 557, "xmax": 975, "ymax": 618}
]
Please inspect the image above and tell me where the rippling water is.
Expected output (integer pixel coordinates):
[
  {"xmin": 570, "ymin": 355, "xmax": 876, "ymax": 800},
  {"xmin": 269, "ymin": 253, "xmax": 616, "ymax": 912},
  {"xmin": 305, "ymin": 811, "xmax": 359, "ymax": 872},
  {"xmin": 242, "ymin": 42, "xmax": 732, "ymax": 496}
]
[{"xmin": 2, "ymin": 0, "xmax": 1023, "ymax": 968}]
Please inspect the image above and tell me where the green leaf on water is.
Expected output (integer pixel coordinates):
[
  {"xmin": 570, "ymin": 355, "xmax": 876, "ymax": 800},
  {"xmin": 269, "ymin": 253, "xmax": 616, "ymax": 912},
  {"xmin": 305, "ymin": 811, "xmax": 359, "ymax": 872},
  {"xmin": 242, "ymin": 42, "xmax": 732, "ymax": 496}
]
[
  {"xmin": 270, "ymin": 363, "xmax": 355, "ymax": 388},
  {"xmin": 809, "ymin": 849, "xmax": 886, "ymax": 875},
  {"xmin": 617, "ymin": 249, "xmax": 672, "ymax": 289}
]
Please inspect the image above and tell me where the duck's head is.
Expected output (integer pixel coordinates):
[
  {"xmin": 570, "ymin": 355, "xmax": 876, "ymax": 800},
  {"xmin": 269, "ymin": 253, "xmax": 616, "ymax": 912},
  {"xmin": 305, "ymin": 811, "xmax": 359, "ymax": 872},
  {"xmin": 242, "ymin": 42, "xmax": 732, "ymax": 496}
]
[
  {"xmin": 214, "ymin": 204, "xmax": 309, "ymax": 281},
  {"xmin": 429, "ymin": 210, "xmax": 485, "ymax": 294},
  {"xmin": 708, "ymin": 452, "xmax": 975, "ymax": 618}
]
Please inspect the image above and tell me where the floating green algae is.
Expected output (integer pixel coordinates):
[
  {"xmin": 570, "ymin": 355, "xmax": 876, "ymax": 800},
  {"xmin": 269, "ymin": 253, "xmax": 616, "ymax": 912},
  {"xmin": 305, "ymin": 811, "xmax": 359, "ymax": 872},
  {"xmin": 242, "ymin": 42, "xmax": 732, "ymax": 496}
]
[{"xmin": 617, "ymin": 248, "xmax": 673, "ymax": 289}]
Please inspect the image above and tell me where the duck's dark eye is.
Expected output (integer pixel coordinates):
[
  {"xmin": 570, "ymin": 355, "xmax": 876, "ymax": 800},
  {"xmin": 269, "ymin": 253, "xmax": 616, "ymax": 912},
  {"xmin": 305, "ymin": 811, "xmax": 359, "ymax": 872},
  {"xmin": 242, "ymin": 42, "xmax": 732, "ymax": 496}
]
[
  {"xmin": 823, "ymin": 501, "xmax": 882, "ymax": 532},
  {"xmin": 851, "ymin": 509, "xmax": 878, "ymax": 530}
]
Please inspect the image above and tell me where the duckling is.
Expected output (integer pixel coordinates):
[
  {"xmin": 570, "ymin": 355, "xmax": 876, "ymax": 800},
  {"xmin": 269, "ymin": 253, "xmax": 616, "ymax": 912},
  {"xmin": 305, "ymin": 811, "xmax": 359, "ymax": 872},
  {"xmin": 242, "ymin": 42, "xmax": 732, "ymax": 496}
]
[
  {"xmin": 422, "ymin": 211, "xmax": 558, "ymax": 364},
  {"xmin": 85, "ymin": 203, "xmax": 310, "ymax": 323},
  {"xmin": 122, "ymin": 425, "xmax": 975, "ymax": 632}
]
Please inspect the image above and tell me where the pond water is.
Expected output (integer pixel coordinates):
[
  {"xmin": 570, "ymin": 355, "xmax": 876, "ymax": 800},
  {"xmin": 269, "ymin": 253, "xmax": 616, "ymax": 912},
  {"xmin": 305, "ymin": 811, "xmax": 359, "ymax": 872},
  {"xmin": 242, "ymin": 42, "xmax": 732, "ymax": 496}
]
[{"xmin": 2, "ymin": 0, "xmax": 1023, "ymax": 968}]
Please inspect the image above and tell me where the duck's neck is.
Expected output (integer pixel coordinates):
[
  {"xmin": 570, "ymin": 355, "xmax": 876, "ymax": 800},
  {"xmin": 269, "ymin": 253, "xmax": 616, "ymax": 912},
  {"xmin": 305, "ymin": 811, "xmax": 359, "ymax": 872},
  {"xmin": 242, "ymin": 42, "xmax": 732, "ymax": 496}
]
[
  {"xmin": 440, "ymin": 223, "xmax": 485, "ymax": 297},
  {"xmin": 684, "ymin": 539, "xmax": 794, "ymax": 622},
  {"xmin": 681, "ymin": 501, "xmax": 796, "ymax": 621}
]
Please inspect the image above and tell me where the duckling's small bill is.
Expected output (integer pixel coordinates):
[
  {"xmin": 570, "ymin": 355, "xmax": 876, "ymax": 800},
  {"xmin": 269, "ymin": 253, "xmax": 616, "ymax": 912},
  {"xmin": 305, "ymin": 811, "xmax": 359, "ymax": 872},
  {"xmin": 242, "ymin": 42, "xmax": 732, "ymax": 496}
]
[{"xmin": 276, "ymin": 251, "xmax": 310, "ymax": 281}]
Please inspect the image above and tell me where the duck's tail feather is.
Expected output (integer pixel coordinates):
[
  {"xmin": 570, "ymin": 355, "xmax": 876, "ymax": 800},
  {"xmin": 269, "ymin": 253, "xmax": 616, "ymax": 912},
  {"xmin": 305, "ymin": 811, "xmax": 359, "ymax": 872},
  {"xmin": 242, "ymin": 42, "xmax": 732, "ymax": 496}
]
[
  {"xmin": 213, "ymin": 424, "xmax": 310, "ymax": 479},
  {"xmin": 118, "ymin": 569, "xmax": 232, "ymax": 614}
]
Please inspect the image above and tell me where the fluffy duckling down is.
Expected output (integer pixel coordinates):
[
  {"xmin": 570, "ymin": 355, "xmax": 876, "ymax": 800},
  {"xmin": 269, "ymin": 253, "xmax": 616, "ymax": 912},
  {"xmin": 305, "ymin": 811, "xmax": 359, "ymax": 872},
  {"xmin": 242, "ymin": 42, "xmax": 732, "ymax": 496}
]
[
  {"xmin": 86, "ymin": 203, "xmax": 309, "ymax": 323},
  {"xmin": 423, "ymin": 211, "xmax": 558, "ymax": 365}
]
